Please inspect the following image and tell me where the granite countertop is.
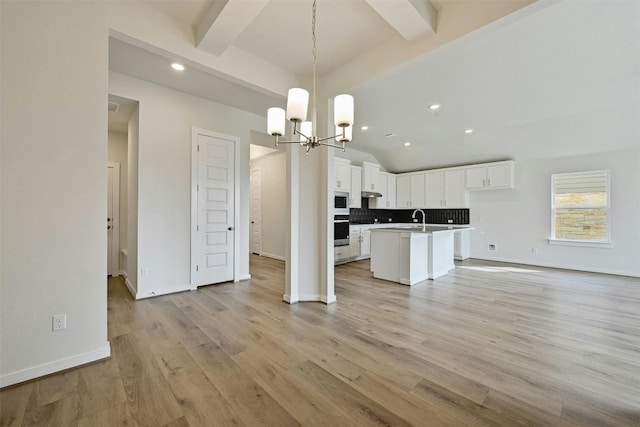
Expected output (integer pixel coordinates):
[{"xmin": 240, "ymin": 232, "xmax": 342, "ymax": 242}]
[
  {"xmin": 371, "ymin": 225, "xmax": 462, "ymax": 234},
  {"xmin": 351, "ymin": 221, "xmax": 471, "ymax": 227}
]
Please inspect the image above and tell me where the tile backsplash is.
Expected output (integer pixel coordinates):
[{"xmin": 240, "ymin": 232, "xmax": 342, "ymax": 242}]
[{"xmin": 350, "ymin": 199, "xmax": 469, "ymax": 225}]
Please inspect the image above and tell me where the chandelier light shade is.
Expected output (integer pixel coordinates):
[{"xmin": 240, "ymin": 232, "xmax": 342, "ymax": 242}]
[
  {"xmin": 334, "ymin": 94, "xmax": 354, "ymax": 127},
  {"xmin": 267, "ymin": 107, "xmax": 285, "ymax": 136},
  {"xmin": 286, "ymin": 88, "xmax": 309, "ymax": 122},
  {"xmin": 266, "ymin": 0, "xmax": 355, "ymax": 153}
]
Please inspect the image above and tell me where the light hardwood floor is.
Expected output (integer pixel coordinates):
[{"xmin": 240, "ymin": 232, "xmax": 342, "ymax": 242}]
[{"xmin": 1, "ymin": 256, "xmax": 639, "ymax": 426}]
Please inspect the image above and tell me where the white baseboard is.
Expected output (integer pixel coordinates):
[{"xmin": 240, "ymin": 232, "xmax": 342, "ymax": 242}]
[
  {"xmin": 283, "ymin": 294, "xmax": 298, "ymax": 304},
  {"xmin": 124, "ymin": 278, "xmax": 137, "ymax": 299},
  {"xmin": 321, "ymin": 294, "xmax": 337, "ymax": 304},
  {"xmin": 469, "ymin": 256, "xmax": 640, "ymax": 278},
  {"xmin": 0, "ymin": 342, "xmax": 111, "ymax": 388},
  {"xmin": 235, "ymin": 274, "xmax": 251, "ymax": 282},
  {"xmin": 118, "ymin": 270, "xmax": 128, "ymax": 279},
  {"xmin": 298, "ymin": 294, "xmax": 324, "ymax": 302},
  {"xmin": 259, "ymin": 252, "xmax": 285, "ymax": 261},
  {"xmin": 284, "ymin": 294, "xmax": 336, "ymax": 304},
  {"xmin": 135, "ymin": 285, "xmax": 190, "ymax": 300}
]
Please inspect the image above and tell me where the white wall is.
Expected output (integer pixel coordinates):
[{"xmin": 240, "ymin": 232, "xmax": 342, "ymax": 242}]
[
  {"xmin": 109, "ymin": 71, "xmax": 265, "ymax": 298},
  {"xmin": 108, "ymin": 131, "xmax": 129, "ymax": 274},
  {"xmin": 250, "ymin": 152, "xmax": 286, "ymax": 260},
  {"xmin": 469, "ymin": 147, "xmax": 640, "ymax": 277},
  {"xmin": 0, "ymin": 2, "xmax": 110, "ymax": 386},
  {"xmin": 335, "ymin": 147, "xmax": 384, "ymax": 170}
]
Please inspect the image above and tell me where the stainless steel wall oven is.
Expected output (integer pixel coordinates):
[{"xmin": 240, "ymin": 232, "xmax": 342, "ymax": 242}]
[{"xmin": 334, "ymin": 214, "xmax": 350, "ymax": 247}]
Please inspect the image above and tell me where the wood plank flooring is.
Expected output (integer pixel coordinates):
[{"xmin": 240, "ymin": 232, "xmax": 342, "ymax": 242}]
[{"xmin": 1, "ymin": 256, "xmax": 639, "ymax": 426}]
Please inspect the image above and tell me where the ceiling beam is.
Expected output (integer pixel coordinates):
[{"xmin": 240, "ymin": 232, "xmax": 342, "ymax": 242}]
[
  {"xmin": 364, "ymin": 0, "xmax": 438, "ymax": 41},
  {"xmin": 195, "ymin": 0, "xmax": 269, "ymax": 56}
]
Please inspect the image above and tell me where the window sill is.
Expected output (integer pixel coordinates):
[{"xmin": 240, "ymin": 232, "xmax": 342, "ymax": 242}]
[{"xmin": 548, "ymin": 239, "xmax": 613, "ymax": 249}]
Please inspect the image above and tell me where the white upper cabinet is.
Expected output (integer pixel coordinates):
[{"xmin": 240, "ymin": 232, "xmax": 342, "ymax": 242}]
[
  {"xmin": 349, "ymin": 165, "xmax": 362, "ymax": 208},
  {"xmin": 425, "ymin": 169, "xmax": 468, "ymax": 208},
  {"xmin": 386, "ymin": 173, "xmax": 396, "ymax": 209},
  {"xmin": 397, "ymin": 173, "xmax": 425, "ymax": 208},
  {"xmin": 443, "ymin": 169, "xmax": 468, "ymax": 207},
  {"xmin": 334, "ymin": 157, "xmax": 351, "ymax": 191},
  {"xmin": 424, "ymin": 171, "xmax": 444, "ymax": 208},
  {"xmin": 362, "ymin": 161, "xmax": 380, "ymax": 192},
  {"xmin": 465, "ymin": 160, "xmax": 515, "ymax": 190},
  {"xmin": 371, "ymin": 171, "xmax": 396, "ymax": 209}
]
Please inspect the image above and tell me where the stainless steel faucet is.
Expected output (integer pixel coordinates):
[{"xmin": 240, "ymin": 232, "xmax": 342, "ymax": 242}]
[{"xmin": 412, "ymin": 209, "xmax": 426, "ymax": 229}]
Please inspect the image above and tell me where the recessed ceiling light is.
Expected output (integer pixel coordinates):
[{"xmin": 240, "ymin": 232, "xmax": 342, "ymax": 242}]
[
  {"xmin": 429, "ymin": 104, "xmax": 441, "ymax": 110},
  {"xmin": 465, "ymin": 129, "xmax": 474, "ymax": 134},
  {"xmin": 404, "ymin": 142, "xmax": 411, "ymax": 147},
  {"xmin": 360, "ymin": 126, "xmax": 369, "ymax": 131},
  {"xmin": 171, "ymin": 62, "xmax": 185, "ymax": 71}
]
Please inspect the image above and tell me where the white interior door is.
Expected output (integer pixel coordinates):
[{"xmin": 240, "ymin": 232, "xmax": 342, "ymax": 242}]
[
  {"xmin": 195, "ymin": 133, "xmax": 235, "ymax": 286},
  {"xmin": 250, "ymin": 168, "xmax": 262, "ymax": 255},
  {"xmin": 107, "ymin": 163, "xmax": 120, "ymax": 276}
]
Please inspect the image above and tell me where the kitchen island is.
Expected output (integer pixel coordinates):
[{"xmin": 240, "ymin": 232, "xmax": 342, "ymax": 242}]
[{"xmin": 370, "ymin": 226, "xmax": 463, "ymax": 285}]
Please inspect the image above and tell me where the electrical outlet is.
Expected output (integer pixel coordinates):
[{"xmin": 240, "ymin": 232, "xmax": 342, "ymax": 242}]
[
  {"xmin": 53, "ymin": 314, "xmax": 66, "ymax": 331},
  {"xmin": 447, "ymin": 219, "xmax": 453, "ymax": 223}
]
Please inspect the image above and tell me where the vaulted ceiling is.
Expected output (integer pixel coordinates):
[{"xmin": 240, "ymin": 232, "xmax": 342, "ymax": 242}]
[{"xmin": 109, "ymin": 0, "xmax": 639, "ymax": 172}]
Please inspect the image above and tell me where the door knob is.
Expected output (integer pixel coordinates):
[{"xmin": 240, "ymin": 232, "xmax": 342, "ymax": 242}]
[
  {"xmin": 228, "ymin": 227, "xmax": 233, "ymax": 231},
  {"xmin": 107, "ymin": 225, "xmax": 111, "ymax": 230},
  {"xmin": 107, "ymin": 218, "xmax": 111, "ymax": 222}
]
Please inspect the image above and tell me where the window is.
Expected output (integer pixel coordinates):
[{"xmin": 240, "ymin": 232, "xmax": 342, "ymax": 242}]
[{"xmin": 551, "ymin": 170, "xmax": 610, "ymax": 246}]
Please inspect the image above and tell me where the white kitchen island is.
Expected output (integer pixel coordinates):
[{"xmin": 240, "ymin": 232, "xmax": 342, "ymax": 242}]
[{"xmin": 370, "ymin": 226, "xmax": 459, "ymax": 285}]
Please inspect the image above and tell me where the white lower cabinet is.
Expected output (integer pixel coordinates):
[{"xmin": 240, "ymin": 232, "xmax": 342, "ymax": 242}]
[
  {"xmin": 335, "ymin": 245, "xmax": 349, "ymax": 262},
  {"xmin": 349, "ymin": 229, "xmax": 361, "ymax": 258},
  {"xmin": 360, "ymin": 230, "xmax": 371, "ymax": 257},
  {"xmin": 454, "ymin": 229, "xmax": 471, "ymax": 260}
]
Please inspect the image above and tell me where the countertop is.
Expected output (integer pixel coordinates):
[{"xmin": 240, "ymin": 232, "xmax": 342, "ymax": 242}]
[
  {"xmin": 370, "ymin": 225, "xmax": 466, "ymax": 234},
  {"xmin": 351, "ymin": 222, "xmax": 472, "ymax": 230}
]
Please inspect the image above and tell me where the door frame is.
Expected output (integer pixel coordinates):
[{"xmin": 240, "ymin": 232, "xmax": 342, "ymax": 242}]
[
  {"xmin": 107, "ymin": 162, "xmax": 120, "ymax": 276},
  {"xmin": 190, "ymin": 127, "xmax": 241, "ymax": 290},
  {"xmin": 250, "ymin": 167, "xmax": 263, "ymax": 255}
]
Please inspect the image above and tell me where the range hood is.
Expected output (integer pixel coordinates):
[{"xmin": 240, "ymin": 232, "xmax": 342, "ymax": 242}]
[{"xmin": 361, "ymin": 191, "xmax": 382, "ymax": 198}]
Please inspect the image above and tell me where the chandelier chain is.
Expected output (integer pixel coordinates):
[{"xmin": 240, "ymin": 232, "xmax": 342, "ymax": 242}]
[{"xmin": 312, "ymin": 0, "xmax": 317, "ymax": 125}]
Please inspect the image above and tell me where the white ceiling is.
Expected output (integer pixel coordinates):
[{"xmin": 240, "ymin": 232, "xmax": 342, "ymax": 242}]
[{"xmin": 109, "ymin": 0, "xmax": 640, "ymax": 172}]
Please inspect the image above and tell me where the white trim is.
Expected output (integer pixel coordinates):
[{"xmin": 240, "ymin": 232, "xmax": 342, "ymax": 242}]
[
  {"xmin": 235, "ymin": 274, "xmax": 251, "ymax": 282},
  {"xmin": 548, "ymin": 239, "xmax": 613, "ymax": 248},
  {"xmin": 468, "ymin": 256, "xmax": 639, "ymax": 278},
  {"xmin": 124, "ymin": 277, "xmax": 137, "ymax": 299},
  {"xmin": 298, "ymin": 294, "xmax": 325, "ymax": 302},
  {"xmin": 107, "ymin": 162, "xmax": 121, "ymax": 276},
  {"xmin": 321, "ymin": 294, "xmax": 337, "ymax": 304},
  {"xmin": 136, "ymin": 285, "xmax": 190, "ymax": 299},
  {"xmin": 283, "ymin": 294, "xmax": 298, "ymax": 304},
  {"xmin": 190, "ymin": 128, "xmax": 240, "ymax": 290},
  {"xmin": 191, "ymin": 129, "xmax": 199, "ymax": 290},
  {"xmin": 0, "ymin": 343, "xmax": 111, "ymax": 388},
  {"xmin": 259, "ymin": 252, "xmax": 285, "ymax": 261}
]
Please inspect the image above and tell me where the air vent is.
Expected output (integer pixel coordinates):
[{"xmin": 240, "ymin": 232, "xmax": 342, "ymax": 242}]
[{"xmin": 108, "ymin": 102, "xmax": 120, "ymax": 113}]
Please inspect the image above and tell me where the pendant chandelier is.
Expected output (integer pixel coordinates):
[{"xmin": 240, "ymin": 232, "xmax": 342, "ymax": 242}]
[{"xmin": 266, "ymin": 0, "xmax": 354, "ymax": 153}]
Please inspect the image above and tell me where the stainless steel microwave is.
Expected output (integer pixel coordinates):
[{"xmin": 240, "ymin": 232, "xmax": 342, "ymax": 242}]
[{"xmin": 334, "ymin": 191, "xmax": 349, "ymax": 214}]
